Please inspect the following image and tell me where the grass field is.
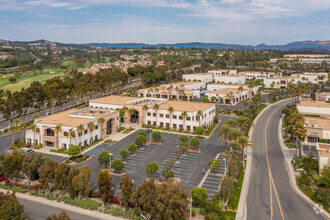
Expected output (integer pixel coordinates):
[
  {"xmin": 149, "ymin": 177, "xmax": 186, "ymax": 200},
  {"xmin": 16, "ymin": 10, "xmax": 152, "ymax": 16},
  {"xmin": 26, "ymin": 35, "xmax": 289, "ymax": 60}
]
[{"xmin": 0, "ymin": 69, "xmax": 65, "ymax": 92}]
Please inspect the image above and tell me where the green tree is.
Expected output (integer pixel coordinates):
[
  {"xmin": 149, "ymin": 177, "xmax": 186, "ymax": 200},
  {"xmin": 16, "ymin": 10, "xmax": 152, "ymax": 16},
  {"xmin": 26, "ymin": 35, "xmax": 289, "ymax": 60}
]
[
  {"xmin": 0, "ymin": 192, "xmax": 27, "ymax": 220},
  {"xmin": 97, "ymin": 151, "xmax": 113, "ymax": 167},
  {"xmin": 195, "ymin": 126, "xmax": 204, "ymax": 136},
  {"xmin": 208, "ymin": 159, "xmax": 221, "ymax": 172},
  {"xmin": 120, "ymin": 175, "xmax": 136, "ymax": 209},
  {"xmin": 54, "ymin": 162, "xmax": 70, "ymax": 195},
  {"xmin": 112, "ymin": 159, "xmax": 125, "ymax": 172},
  {"xmin": 87, "ymin": 121, "xmax": 96, "ymax": 144},
  {"xmin": 166, "ymin": 158, "xmax": 176, "ymax": 168},
  {"xmin": 139, "ymin": 130, "xmax": 148, "ymax": 137},
  {"xmin": 190, "ymin": 137, "xmax": 200, "ymax": 148},
  {"xmin": 97, "ymin": 170, "xmax": 112, "ymax": 204},
  {"xmin": 192, "ymin": 187, "xmax": 208, "ymax": 206},
  {"xmin": 220, "ymin": 177, "xmax": 234, "ymax": 205},
  {"xmin": 120, "ymin": 149, "xmax": 129, "ymax": 158},
  {"xmin": 128, "ymin": 144, "xmax": 137, "ymax": 153},
  {"xmin": 179, "ymin": 135, "xmax": 189, "ymax": 143},
  {"xmin": 162, "ymin": 168, "xmax": 174, "ymax": 179},
  {"xmin": 46, "ymin": 210, "xmax": 71, "ymax": 220},
  {"xmin": 68, "ymin": 145, "xmax": 80, "ymax": 158},
  {"xmin": 137, "ymin": 180, "xmax": 158, "ymax": 217},
  {"xmin": 152, "ymin": 131, "xmax": 162, "ymax": 141},
  {"xmin": 135, "ymin": 135, "xmax": 146, "ymax": 146},
  {"xmin": 236, "ymin": 136, "xmax": 252, "ymax": 162},
  {"xmin": 70, "ymin": 164, "xmax": 91, "ymax": 201},
  {"xmin": 145, "ymin": 162, "xmax": 159, "ymax": 175},
  {"xmin": 156, "ymin": 180, "xmax": 189, "ymax": 219},
  {"xmin": 21, "ymin": 152, "xmax": 41, "ymax": 185},
  {"xmin": 39, "ymin": 160, "xmax": 59, "ymax": 194},
  {"xmin": 3, "ymin": 150, "xmax": 24, "ymax": 183}
]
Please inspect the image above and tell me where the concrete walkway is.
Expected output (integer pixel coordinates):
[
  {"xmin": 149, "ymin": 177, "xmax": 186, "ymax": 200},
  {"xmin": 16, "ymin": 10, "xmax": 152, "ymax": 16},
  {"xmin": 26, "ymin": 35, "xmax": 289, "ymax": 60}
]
[
  {"xmin": 278, "ymin": 117, "xmax": 330, "ymax": 219},
  {"xmin": 0, "ymin": 189, "xmax": 123, "ymax": 220}
]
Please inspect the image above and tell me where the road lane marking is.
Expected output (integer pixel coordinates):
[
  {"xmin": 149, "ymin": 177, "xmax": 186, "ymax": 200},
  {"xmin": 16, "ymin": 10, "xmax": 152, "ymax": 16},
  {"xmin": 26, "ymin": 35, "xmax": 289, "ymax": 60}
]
[{"xmin": 265, "ymin": 103, "xmax": 287, "ymax": 220}]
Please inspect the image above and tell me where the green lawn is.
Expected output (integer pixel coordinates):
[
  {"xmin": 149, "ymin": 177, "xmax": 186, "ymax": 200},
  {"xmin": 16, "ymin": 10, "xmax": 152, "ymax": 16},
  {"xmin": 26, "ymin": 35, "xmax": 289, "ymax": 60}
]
[
  {"xmin": 0, "ymin": 69, "xmax": 65, "ymax": 92},
  {"xmin": 228, "ymin": 167, "xmax": 245, "ymax": 210}
]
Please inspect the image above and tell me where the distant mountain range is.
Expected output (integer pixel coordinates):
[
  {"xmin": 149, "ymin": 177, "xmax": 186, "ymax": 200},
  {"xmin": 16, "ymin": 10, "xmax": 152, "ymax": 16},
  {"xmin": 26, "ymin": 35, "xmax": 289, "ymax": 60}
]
[
  {"xmin": 1, "ymin": 39, "xmax": 329, "ymax": 52},
  {"xmin": 82, "ymin": 41, "xmax": 330, "ymax": 52}
]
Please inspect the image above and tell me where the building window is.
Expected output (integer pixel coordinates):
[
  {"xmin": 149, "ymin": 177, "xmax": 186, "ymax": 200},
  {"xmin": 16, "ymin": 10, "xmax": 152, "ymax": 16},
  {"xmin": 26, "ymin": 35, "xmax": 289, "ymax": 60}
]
[
  {"xmin": 187, "ymin": 117, "xmax": 191, "ymax": 121},
  {"xmin": 160, "ymin": 114, "xmax": 164, "ymax": 118},
  {"xmin": 84, "ymin": 129, "xmax": 88, "ymax": 134},
  {"xmin": 179, "ymin": 116, "xmax": 183, "ymax": 120},
  {"xmin": 153, "ymin": 113, "xmax": 156, "ymax": 117},
  {"xmin": 166, "ymin": 114, "xmax": 169, "ymax": 118},
  {"xmin": 62, "ymin": 143, "xmax": 67, "ymax": 149},
  {"xmin": 166, "ymin": 123, "xmax": 170, "ymax": 128},
  {"xmin": 148, "ymin": 121, "xmax": 151, "ymax": 125},
  {"xmin": 147, "ymin": 112, "xmax": 151, "ymax": 116},
  {"xmin": 160, "ymin": 122, "xmax": 164, "ymax": 128},
  {"xmin": 173, "ymin": 115, "xmax": 177, "ymax": 119},
  {"xmin": 95, "ymin": 125, "xmax": 98, "ymax": 129},
  {"xmin": 187, "ymin": 125, "xmax": 191, "ymax": 131},
  {"xmin": 153, "ymin": 121, "xmax": 156, "ymax": 126},
  {"xmin": 173, "ymin": 124, "xmax": 177, "ymax": 129},
  {"xmin": 64, "ymin": 132, "xmax": 68, "ymax": 137},
  {"xmin": 46, "ymin": 129, "xmax": 54, "ymax": 137}
]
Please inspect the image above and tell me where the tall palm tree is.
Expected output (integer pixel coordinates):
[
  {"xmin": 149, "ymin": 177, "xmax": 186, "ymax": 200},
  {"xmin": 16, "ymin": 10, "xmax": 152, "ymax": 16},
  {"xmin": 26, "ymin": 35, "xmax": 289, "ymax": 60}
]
[
  {"xmin": 218, "ymin": 124, "xmax": 230, "ymax": 150},
  {"xmin": 237, "ymin": 116, "xmax": 249, "ymax": 133},
  {"xmin": 68, "ymin": 128, "xmax": 76, "ymax": 147},
  {"xmin": 20, "ymin": 122, "xmax": 28, "ymax": 145},
  {"xmin": 237, "ymin": 135, "xmax": 252, "ymax": 162},
  {"xmin": 10, "ymin": 126, "xmax": 17, "ymax": 148},
  {"xmin": 77, "ymin": 124, "xmax": 84, "ymax": 148},
  {"xmin": 14, "ymin": 119, "xmax": 20, "ymax": 140},
  {"xmin": 228, "ymin": 128, "xmax": 242, "ymax": 143},
  {"xmin": 98, "ymin": 117, "xmax": 105, "ymax": 130},
  {"xmin": 293, "ymin": 123, "xmax": 307, "ymax": 158},
  {"xmin": 87, "ymin": 121, "xmax": 96, "ymax": 144},
  {"xmin": 54, "ymin": 125, "xmax": 62, "ymax": 149},
  {"xmin": 142, "ymin": 104, "xmax": 149, "ymax": 125},
  {"xmin": 181, "ymin": 111, "xmax": 188, "ymax": 130},
  {"xmin": 153, "ymin": 104, "xmax": 160, "ymax": 127},
  {"xmin": 31, "ymin": 123, "xmax": 37, "ymax": 146},
  {"xmin": 224, "ymin": 118, "xmax": 238, "ymax": 128},
  {"xmin": 196, "ymin": 110, "xmax": 203, "ymax": 127},
  {"xmin": 167, "ymin": 85, "xmax": 174, "ymax": 99},
  {"xmin": 168, "ymin": 106, "xmax": 174, "ymax": 129}
]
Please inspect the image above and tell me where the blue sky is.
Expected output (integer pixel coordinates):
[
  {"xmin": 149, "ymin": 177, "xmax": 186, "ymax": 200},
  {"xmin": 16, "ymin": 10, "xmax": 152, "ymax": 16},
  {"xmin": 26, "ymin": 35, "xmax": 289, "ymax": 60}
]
[{"xmin": 0, "ymin": 0, "xmax": 329, "ymax": 45}]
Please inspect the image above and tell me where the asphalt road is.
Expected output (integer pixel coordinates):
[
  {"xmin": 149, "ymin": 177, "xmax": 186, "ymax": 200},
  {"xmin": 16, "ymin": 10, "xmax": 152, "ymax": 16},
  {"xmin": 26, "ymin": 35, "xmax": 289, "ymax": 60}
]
[
  {"xmin": 19, "ymin": 198, "xmax": 99, "ymax": 220},
  {"xmin": 247, "ymin": 99, "xmax": 325, "ymax": 220}
]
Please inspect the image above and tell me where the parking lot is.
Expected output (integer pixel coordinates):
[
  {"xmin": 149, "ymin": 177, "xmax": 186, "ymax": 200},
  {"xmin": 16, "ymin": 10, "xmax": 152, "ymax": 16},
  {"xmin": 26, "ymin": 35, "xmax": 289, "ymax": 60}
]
[
  {"xmin": 41, "ymin": 153, "xmax": 68, "ymax": 163},
  {"xmin": 84, "ymin": 143, "xmax": 112, "ymax": 158}
]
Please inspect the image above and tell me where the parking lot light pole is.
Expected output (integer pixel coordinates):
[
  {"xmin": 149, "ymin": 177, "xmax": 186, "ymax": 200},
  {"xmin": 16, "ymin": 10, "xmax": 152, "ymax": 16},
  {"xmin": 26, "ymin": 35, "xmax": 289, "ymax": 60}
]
[
  {"xmin": 189, "ymin": 197, "xmax": 192, "ymax": 220},
  {"xmin": 223, "ymin": 158, "xmax": 226, "ymax": 177},
  {"xmin": 109, "ymin": 152, "xmax": 113, "ymax": 171}
]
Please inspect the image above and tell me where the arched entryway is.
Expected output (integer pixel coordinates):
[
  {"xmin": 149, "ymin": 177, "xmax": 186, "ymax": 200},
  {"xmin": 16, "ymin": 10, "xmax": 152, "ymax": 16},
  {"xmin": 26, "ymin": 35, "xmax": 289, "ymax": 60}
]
[
  {"xmin": 106, "ymin": 119, "xmax": 112, "ymax": 135},
  {"xmin": 130, "ymin": 110, "xmax": 139, "ymax": 123}
]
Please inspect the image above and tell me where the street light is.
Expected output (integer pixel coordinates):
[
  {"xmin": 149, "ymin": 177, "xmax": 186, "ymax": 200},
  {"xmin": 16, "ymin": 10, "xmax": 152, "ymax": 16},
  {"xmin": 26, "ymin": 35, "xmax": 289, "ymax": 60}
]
[
  {"xmin": 223, "ymin": 158, "xmax": 227, "ymax": 177},
  {"xmin": 109, "ymin": 152, "xmax": 113, "ymax": 171},
  {"xmin": 189, "ymin": 197, "xmax": 192, "ymax": 220}
]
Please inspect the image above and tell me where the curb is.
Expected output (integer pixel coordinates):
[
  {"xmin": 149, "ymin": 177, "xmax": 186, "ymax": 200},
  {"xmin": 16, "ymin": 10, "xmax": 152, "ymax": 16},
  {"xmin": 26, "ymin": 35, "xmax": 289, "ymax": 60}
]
[
  {"xmin": 0, "ymin": 189, "xmax": 122, "ymax": 220},
  {"xmin": 236, "ymin": 98, "xmax": 292, "ymax": 220},
  {"xmin": 278, "ymin": 116, "xmax": 330, "ymax": 219}
]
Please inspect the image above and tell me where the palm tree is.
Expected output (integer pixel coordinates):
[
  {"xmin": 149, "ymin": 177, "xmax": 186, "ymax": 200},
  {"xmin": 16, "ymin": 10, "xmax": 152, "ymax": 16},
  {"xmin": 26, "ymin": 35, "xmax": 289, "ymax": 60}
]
[
  {"xmin": 142, "ymin": 104, "xmax": 149, "ymax": 125},
  {"xmin": 181, "ymin": 111, "xmax": 188, "ymax": 131},
  {"xmin": 153, "ymin": 104, "xmax": 160, "ymax": 127},
  {"xmin": 224, "ymin": 118, "xmax": 238, "ymax": 128},
  {"xmin": 228, "ymin": 128, "xmax": 242, "ymax": 143},
  {"xmin": 197, "ymin": 110, "xmax": 203, "ymax": 127},
  {"xmin": 10, "ymin": 126, "xmax": 17, "ymax": 148},
  {"xmin": 31, "ymin": 123, "xmax": 37, "ymax": 146},
  {"xmin": 293, "ymin": 123, "xmax": 307, "ymax": 158},
  {"xmin": 237, "ymin": 136, "xmax": 252, "ymax": 162},
  {"xmin": 98, "ymin": 117, "xmax": 105, "ymax": 131},
  {"xmin": 54, "ymin": 125, "xmax": 62, "ymax": 149},
  {"xmin": 20, "ymin": 122, "xmax": 28, "ymax": 145},
  {"xmin": 218, "ymin": 124, "xmax": 230, "ymax": 150},
  {"xmin": 87, "ymin": 121, "xmax": 96, "ymax": 144},
  {"xmin": 77, "ymin": 124, "xmax": 84, "ymax": 148},
  {"xmin": 14, "ymin": 119, "xmax": 20, "ymax": 140},
  {"xmin": 168, "ymin": 106, "xmax": 174, "ymax": 129},
  {"xmin": 68, "ymin": 128, "xmax": 76, "ymax": 147},
  {"xmin": 237, "ymin": 116, "xmax": 249, "ymax": 133},
  {"xmin": 167, "ymin": 85, "xmax": 174, "ymax": 99}
]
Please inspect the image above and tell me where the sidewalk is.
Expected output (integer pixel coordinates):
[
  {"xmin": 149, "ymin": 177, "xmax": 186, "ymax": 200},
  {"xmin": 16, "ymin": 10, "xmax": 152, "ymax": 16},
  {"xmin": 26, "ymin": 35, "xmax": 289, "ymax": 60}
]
[
  {"xmin": 278, "ymin": 116, "xmax": 330, "ymax": 219},
  {"xmin": 0, "ymin": 188, "xmax": 123, "ymax": 220}
]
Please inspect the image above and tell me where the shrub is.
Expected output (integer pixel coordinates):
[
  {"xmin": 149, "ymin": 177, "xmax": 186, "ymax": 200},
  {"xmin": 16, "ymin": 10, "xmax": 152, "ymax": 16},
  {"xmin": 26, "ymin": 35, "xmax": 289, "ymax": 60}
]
[
  {"xmin": 145, "ymin": 162, "xmax": 159, "ymax": 175},
  {"xmin": 152, "ymin": 131, "xmax": 162, "ymax": 141},
  {"xmin": 179, "ymin": 135, "xmax": 189, "ymax": 143},
  {"xmin": 112, "ymin": 159, "xmax": 125, "ymax": 172},
  {"xmin": 128, "ymin": 144, "xmax": 137, "ymax": 153},
  {"xmin": 190, "ymin": 137, "xmax": 200, "ymax": 148},
  {"xmin": 139, "ymin": 131, "xmax": 148, "ymax": 137},
  {"xmin": 192, "ymin": 187, "xmax": 208, "ymax": 206},
  {"xmin": 0, "ymin": 176, "xmax": 7, "ymax": 182},
  {"xmin": 68, "ymin": 145, "xmax": 81, "ymax": 158},
  {"xmin": 41, "ymin": 157, "xmax": 52, "ymax": 165},
  {"xmin": 29, "ymin": 190, "xmax": 37, "ymax": 195},
  {"xmin": 194, "ymin": 126, "xmax": 204, "ymax": 136},
  {"xmin": 98, "ymin": 151, "xmax": 113, "ymax": 166},
  {"xmin": 8, "ymin": 76, "xmax": 16, "ymax": 83},
  {"xmin": 162, "ymin": 168, "xmax": 174, "ymax": 179},
  {"xmin": 135, "ymin": 135, "xmax": 146, "ymax": 146},
  {"xmin": 110, "ymin": 196, "xmax": 119, "ymax": 204},
  {"xmin": 64, "ymin": 197, "xmax": 102, "ymax": 210},
  {"xmin": 31, "ymin": 184, "xmax": 41, "ymax": 191},
  {"xmin": 120, "ymin": 149, "xmax": 129, "ymax": 158}
]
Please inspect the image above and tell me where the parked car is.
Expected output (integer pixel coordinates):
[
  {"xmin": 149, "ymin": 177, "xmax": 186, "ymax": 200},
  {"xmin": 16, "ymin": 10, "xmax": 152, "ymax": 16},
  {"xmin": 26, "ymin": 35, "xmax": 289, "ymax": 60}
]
[{"xmin": 19, "ymin": 149, "xmax": 34, "ymax": 154}]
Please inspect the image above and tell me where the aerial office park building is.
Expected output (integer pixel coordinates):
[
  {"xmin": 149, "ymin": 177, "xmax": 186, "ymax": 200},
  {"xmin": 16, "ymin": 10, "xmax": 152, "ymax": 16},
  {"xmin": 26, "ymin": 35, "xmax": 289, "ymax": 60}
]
[{"xmin": 27, "ymin": 96, "xmax": 216, "ymax": 150}]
